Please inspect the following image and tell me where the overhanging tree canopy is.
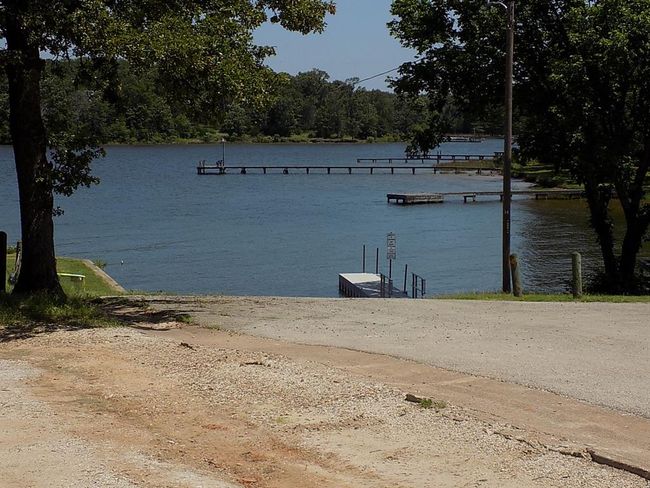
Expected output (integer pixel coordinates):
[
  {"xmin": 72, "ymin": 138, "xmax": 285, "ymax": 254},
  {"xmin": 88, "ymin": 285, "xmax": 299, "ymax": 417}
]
[
  {"xmin": 389, "ymin": 0, "xmax": 650, "ymax": 293},
  {"xmin": 0, "ymin": 0, "xmax": 335, "ymax": 295}
]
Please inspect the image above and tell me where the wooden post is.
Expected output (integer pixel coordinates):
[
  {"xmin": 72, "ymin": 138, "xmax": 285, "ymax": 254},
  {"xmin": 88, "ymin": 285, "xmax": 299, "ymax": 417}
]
[
  {"xmin": 375, "ymin": 248, "xmax": 379, "ymax": 274},
  {"xmin": 572, "ymin": 252, "xmax": 583, "ymax": 298},
  {"xmin": 0, "ymin": 231, "xmax": 6, "ymax": 294},
  {"xmin": 362, "ymin": 245, "xmax": 366, "ymax": 273},
  {"xmin": 389, "ymin": 259, "xmax": 392, "ymax": 280},
  {"xmin": 403, "ymin": 264, "xmax": 408, "ymax": 293},
  {"xmin": 509, "ymin": 254, "xmax": 523, "ymax": 297}
]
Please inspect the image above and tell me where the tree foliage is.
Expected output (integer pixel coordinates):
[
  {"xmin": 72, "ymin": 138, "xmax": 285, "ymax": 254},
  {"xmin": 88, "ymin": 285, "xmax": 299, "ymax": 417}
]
[
  {"xmin": 0, "ymin": 63, "xmax": 440, "ymax": 144},
  {"xmin": 390, "ymin": 0, "xmax": 650, "ymax": 293},
  {"xmin": 0, "ymin": 0, "xmax": 335, "ymax": 295}
]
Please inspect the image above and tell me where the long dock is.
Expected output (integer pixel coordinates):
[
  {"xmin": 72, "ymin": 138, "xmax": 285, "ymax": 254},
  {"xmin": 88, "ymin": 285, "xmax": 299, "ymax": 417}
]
[
  {"xmin": 388, "ymin": 189, "xmax": 585, "ymax": 204},
  {"xmin": 197, "ymin": 164, "xmax": 500, "ymax": 175},
  {"xmin": 357, "ymin": 153, "xmax": 500, "ymax": 165}
]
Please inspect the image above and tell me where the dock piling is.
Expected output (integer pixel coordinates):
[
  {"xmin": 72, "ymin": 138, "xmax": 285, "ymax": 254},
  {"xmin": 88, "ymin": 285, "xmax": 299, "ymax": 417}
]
[
  {"xmin": 510, "ymin": 254, "xmax": 523, "ymax": 297},
  {"xmin": 572, "ymin": 252, "xmax": 583, "ymax": 298}
]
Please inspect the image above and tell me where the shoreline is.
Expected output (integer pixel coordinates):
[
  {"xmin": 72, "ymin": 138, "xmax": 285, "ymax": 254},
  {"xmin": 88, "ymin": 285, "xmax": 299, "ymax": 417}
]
[{"xmin": 1, "ymin": 137, "xmax": 505, "ymax": 148}]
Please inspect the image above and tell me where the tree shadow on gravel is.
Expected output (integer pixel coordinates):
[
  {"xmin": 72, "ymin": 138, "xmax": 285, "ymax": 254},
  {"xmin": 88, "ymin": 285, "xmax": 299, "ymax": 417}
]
[
  {"xmin": 0, "ymin": 293, "xmax": 106, "ymax": 343},
  {"xmin": 96, "ymin": 297, "xmax": 195, "ymax": 330},
  {"xmin": 0, "ymin": 295, "xmax": 193, "ymax": 343},
  {"xmin": 0, "ymin": 321, "xmax": 93, "ymax": 343}
]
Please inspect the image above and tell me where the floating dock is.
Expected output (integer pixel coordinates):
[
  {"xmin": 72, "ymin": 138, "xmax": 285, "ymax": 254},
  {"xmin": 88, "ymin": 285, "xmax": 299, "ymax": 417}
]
[
  {"xmin": 388, "ymin": 189, "xmax": 586, "ymax": 204},
  {"xmin": 338, "ymin": 273, "xmax": 408, "ymax": 298},
  {"xmin": 387, "ymin": 193, "xmax": 444, "ymax": 204}
]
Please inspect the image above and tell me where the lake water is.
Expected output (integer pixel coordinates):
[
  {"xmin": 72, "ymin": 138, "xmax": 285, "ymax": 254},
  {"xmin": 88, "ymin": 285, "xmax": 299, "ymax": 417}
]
[{"xmin": 0, "ymin": 141, "xmax": 603, "ymax": 296}]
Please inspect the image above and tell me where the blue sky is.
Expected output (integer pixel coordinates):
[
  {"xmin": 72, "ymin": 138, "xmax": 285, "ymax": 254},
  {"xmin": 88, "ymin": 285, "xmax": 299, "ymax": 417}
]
[{"xmin": 254, "ymin": 0, "xmax": 416, "ymax": 91}]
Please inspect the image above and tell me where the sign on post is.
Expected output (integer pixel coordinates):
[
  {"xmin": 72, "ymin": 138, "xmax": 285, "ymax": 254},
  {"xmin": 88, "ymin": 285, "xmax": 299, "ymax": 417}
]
[{"xmin": 387, "ymin": 232, "xmax": 397, "ymax": 260}]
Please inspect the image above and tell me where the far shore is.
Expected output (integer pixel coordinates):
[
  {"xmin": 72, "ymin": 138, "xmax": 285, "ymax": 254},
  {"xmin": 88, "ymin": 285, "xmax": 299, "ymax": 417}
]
[{"xmin": 0, "ymin": 135, "xmax": 505, "ymax": 148}]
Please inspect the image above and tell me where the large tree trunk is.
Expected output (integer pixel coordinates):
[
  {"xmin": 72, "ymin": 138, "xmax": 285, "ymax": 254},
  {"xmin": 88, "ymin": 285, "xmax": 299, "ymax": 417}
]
[
  {"xmin": 619, "ymin": 219, "xmax": 645, "ymax": 289},
  {"xmin": 614, "ymin": 150, "xmax": 650, "ymax": 293},
  {"xmin": 5, "ymin": 14, "xmax": 63, "ymax": 296},
  {"xmin": 584, "ymin": 180, "xmax": 619, "ymax": 290}
]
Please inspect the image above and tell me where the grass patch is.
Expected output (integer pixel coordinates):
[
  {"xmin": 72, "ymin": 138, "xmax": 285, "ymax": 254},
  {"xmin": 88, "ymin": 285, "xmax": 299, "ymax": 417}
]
[
  {"xmin": 0, "ymin": 293, "xmax": 116, "ymax": 341},
  {"xmin": 432, "ymin": 400, "xmax": 448, "ymax": 410},
  {"xmin": 419, "ymin": 398, "xmax": 433, "ymax": 409},
  {"xmin": 5, "ymin": 254, "xmax": 120, "ymax": 297},
  {"xmin": 418, "ymin": 398, "xmax": 448, "ymax": 411},
  {"xmin": 435, "ymin": 292, "xmax": 650, "ymax": 303},
  {"xmin": 175, "ymin": 313, "xmax": 194, "ymax": 324}
]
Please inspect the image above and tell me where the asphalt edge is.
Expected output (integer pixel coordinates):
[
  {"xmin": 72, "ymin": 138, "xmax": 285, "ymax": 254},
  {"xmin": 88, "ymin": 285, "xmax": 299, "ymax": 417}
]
[{"xmin": 588, "ymin": 450, "xmax": 650, "ymax": 481}]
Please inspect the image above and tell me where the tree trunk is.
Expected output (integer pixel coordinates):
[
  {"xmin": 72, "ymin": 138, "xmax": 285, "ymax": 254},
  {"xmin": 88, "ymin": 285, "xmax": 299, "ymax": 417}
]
[
  {"xmin": 5, "ymin": 14, "xmax": 63, "ymax": 296},
  {"xmin": 613, "ymin": 151, "xmax": 650, "ymax": 294},
  {"xmin": 619, "ymin": 214, "xmax": 649, "ymax": 292},
  {"xmin": 583, "ymin": 180, "xmax": 619, "ymax": 291}
]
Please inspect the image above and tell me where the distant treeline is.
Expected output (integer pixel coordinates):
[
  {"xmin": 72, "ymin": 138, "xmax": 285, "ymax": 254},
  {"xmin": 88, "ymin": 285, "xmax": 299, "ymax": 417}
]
[{"xmin": 0, "ymin": 61, "xmax": 502, "ymax": 145}]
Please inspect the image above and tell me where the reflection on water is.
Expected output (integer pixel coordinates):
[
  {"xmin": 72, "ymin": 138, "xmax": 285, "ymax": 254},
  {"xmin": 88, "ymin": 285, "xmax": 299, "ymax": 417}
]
[
  {"xmin": 0, "ymin": 141, "xmax": 642, "ymax": 296},
  {"xmin": 515, "ymin": 200, "xmax": 597, "ymax": 292}
]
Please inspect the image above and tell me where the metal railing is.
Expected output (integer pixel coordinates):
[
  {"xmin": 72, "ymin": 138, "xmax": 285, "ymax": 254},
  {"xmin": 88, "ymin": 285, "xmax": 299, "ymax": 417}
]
[
  {"xmin": 379, "ymin": 273, "xmax": 394, "ymax": 298},
  {"xmin": 411, "ymin": 273, "xmax": 426, "ymax": 299}
]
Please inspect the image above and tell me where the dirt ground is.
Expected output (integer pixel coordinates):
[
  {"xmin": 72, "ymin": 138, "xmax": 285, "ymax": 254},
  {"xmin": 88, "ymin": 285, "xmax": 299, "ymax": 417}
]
[{"xmin": 1, "ymin": 297, "xmax": 649, "ymax": 487}]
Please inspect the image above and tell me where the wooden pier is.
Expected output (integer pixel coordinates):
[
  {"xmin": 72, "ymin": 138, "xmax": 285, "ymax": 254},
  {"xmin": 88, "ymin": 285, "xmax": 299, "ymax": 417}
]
[
  {"xmin": 197, "ymin": 164, "xmax": 499, "ymax": 175},
  {"xmin": 356, "ymin": 153, "xmax": 500, "ymax": 165},
  {"xmin": 388, "ymin": 189, "xmax": 586, "ymax": 204}
]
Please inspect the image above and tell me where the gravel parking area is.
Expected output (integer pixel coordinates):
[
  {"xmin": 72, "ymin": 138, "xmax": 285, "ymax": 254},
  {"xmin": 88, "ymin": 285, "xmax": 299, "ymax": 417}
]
[{"xmin": 1, "ymin": 324, "xmax": 649, "ymax": 487}]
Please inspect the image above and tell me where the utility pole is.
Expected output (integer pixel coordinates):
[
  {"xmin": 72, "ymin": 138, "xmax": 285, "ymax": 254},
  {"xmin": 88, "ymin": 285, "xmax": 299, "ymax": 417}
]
[
  {"xmin": 502, "ymin": 0, "xmax": 514, "ymax": 293},
  {"xmin": 489, "ymin": 0, "xmax": 515, "ymax": 293}
]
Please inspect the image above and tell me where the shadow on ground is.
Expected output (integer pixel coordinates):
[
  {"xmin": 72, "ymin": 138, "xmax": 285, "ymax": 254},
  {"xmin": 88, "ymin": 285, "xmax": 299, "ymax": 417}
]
[
  {"xmin": 0, "ymin": 321, "xmax": 92, "ymax": 343},
  {"xmin": 0, "ymin": 296, "xmax": 193, "ymax": 343},
  {"xmin": 99, "ymin": 297, "xmax": 194, "ymax": 330}
]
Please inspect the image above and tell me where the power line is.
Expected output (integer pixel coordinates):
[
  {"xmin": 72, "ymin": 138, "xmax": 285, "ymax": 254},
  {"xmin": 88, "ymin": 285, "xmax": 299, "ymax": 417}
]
[{"xmin": 353, "ymin": 66, "xmax": 401, "ymax": 86}]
